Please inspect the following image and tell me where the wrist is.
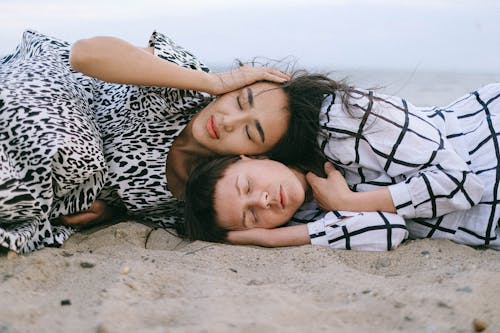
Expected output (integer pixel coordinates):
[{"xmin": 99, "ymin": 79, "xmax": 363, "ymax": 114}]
[
  {"xmin": 342, "ymin": 191, "xmax": 364, "ymax": 212},
  {"xmin": 198, "ymin": 71, "xmax": 220, "ymax": 95},
  {"xmin": 202, "ymin": 72, "xmax": 221, "ymax": 95}
]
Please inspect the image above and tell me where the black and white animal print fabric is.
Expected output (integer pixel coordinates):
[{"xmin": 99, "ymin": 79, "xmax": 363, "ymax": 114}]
[
  {"xmin": 304, "ymin": 84, "xmax": 499, "ymax": 249},
  {"xmin": 0, "ymin": 30, "xmax": 210, "ymax": 253}
]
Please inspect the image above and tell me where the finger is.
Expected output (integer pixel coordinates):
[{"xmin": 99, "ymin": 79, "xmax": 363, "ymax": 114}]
[
  {"xmin": 324, "ymin": 161, "xmax": 336, "ymax": 175},
  {"xmin": 263, "ymin": 72, "xmax": 288, "ymax": 83},
  {"xmin": 59, "ymin": 211, "xmax": 99, "ymax": 227},
  {"xmin": 305, "ymin": 171, "xmax": 323, "ymax": 187},
  {"xmin": 266, "ymin": 68, "xmax": 291, "ymax": 80}
]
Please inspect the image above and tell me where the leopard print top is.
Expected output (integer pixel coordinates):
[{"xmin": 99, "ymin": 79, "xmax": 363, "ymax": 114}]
[{"xmin": 0, "ymin": 30, "xmax": 210, "ymax": 253}]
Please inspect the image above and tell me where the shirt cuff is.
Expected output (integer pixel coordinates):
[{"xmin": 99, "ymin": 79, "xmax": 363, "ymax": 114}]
[
  {"xmin": 388, "ymin": 182, "xmax": 416, "ymax": 218},
  {"xmin": 307, "ymin": 218, "xmax": 330, "ymax": 247}
]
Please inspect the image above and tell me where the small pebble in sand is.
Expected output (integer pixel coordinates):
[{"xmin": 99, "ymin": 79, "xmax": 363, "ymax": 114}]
[
  {"xmin": 456, "ymin": 286, "xmax": 472, "ymax": 293},
  {"xmin": 7, "ymin": 251, "xmax": 18, "ymax": 260},
  {"xmin": 247, "ymin": 279, "xmax": 264, "ymax": 286},
  {"xmin": 60, "ymin": 299, "xmax": 71, "ymax": 306},
  {"xmin": 121, "ymin": 266, "xmax": 131, "ymax": 275},
  {"xmin": 95, "ymin": 323, "xmax": 111, "ymax": 333},
  {"xmin": 61, "ymin": 251, "xmax": 73, "ymax": 257},
  {"xmin": 80, "ymin": 261, "xmax": 96, "ymax": 268},
  {"xmin": 472, "ymin": 319, "xmax": 487, "ymax": 332}
]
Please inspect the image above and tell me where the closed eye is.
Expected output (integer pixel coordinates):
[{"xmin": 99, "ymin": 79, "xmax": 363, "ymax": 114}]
[
  {"xmin": 245, "ymin": 125, "xmax": 252, "ymax": 140},
  {"xmin": 237, "ymin": 96, "xmax": 242, "ymax": 109}
]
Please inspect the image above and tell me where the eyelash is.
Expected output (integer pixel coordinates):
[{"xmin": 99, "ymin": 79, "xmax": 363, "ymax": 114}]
[
  {"xmin": 245, "ymin": 125, "xmax": 252, "ymax": 140},
  {"xmin": 237, "ymin": 95, "xmax": 255, "ymax": 142}
]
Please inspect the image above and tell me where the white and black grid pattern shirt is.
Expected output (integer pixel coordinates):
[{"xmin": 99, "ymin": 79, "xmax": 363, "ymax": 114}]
[{"xmin": 293, "ymin": 83, "xmax": 500, "ymax": 250}]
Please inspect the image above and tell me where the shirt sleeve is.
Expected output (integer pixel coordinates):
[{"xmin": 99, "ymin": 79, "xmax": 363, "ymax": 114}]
[
  {"xmin": 320, "ymin": 92, "xmax": 484, "ymax": 220},
  {"xmin": 307, "ymin": 211, "xmax": 408, "ymax": 251}
]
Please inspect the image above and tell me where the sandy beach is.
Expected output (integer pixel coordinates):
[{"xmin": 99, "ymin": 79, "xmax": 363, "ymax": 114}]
[
  {"xmin": 1, "ymin": 220, "xmax": 499, "ymax": 333},
  {"xmin": 1, "ymin": 72, "xmax": 499, "ymax": 333}
]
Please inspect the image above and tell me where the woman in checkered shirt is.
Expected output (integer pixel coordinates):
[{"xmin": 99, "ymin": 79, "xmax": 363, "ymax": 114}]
[{"xmin": 184, "ymin": 79, "xmax": 499, "ymax": 250}]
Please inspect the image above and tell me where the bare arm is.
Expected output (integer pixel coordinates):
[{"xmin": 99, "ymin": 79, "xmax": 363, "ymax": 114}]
[
  {"xmin": 70, "ymin": 36, "xmax": 288, "ymax": 95},
  {"xmin": 226, "ymin": 224, "xmax": 310, "ymax": 247}
]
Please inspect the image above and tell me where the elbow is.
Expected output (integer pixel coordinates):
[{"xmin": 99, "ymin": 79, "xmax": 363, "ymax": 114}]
[{"xmin": 69, "ymin": 38, "xmax": 97, "ymax": 73}]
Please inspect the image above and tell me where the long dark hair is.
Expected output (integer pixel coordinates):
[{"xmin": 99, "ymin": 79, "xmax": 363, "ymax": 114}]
[{"xmin": 266, "ymin": 70, "xmax": 354, "ymax": 174}]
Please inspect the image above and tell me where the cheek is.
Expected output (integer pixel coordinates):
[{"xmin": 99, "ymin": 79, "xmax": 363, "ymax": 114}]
[
  {"xmin": 221, "ymin": 135, "xmax": 245, "ymax": 154},
  {"xmin": 288, "ymin": 184, "xmax": 304, "ymax": 212},
  {"xmin": 265, "ymin": 117, "xmax": 289, "ymax": 147},
  {"xmin": 262, "ymin": 210, "xmax": 290, "ymax": 228},
  {"xmin": 223, "ymin": 135, "xmax": 260, "ymax": 155}
]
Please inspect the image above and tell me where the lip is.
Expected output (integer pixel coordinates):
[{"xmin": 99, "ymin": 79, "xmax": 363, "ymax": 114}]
[
  {"xmin": 206, "ymin": 115, "xmax": 219, "ymax": 139},
  {"xmin": 279, "ymin": 185, "xmax": 286, "ymax": 209}
]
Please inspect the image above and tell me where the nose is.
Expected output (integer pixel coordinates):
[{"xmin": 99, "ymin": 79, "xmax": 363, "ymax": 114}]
[
  {"xmin": 222, "ymin": 112, "xmax": 249, "ymax": 133},
  {"xmin": 249, "ymin": 191, "xmax": 270, "ymax": 209}
]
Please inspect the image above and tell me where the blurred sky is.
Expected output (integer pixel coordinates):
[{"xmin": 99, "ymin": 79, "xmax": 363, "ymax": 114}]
[{"xmin": 1, "ymin": 0, "xmax": 500, "ymax": 72}]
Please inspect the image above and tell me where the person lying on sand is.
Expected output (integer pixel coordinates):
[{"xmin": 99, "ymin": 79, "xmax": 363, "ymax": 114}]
[{"xmin": 181, "ymin": 155, "xmax": 408, "ymax": 251}]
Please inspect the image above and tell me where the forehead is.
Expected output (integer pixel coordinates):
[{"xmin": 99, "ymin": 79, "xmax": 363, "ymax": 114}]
[
  {"xmin": 213, "ymin": 160, "xmax": 244, "ymax": 229},
  {"xmin": 248, "ymin": 82, "xmax": 286, "ymax": 102}
]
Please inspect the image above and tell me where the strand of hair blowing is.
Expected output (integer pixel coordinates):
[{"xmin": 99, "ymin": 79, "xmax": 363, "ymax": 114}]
[{"xmin": 268, "ymin": 71, "xmax": 354, "ymax": 173}]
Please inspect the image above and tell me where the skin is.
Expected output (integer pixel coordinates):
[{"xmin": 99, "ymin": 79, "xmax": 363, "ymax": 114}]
[
  {"xmin": 65, "ymin": 36, "xmax": 396, "ymax": 228},
  {"xmin": 62, "ymin": 35, "xmax": 290, "ymax": 227},
  {"xmin": 70, "ymin": 36, "xmax": 289, "ymax": 95},
  {"xmin": 190, "ymin": 83, "xmax": 290, "ymax": 155},
  {"xmin": 217, "ymin": 160, "xmax": 396, "ymax": 248},
  {"xmin": 166, "ymin": 81, "xmax": 289, "ymax": 199},
  {"xmin": 214, "ymin": 156, "xmax": 308, "ymax": 231},
  {"xmin": 306, "ymin": 163, "xmax": 396, "ymax": 213}
]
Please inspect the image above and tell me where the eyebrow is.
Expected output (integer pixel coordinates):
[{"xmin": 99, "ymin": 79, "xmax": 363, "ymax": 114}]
[
  {"xmin": 246, "ymin": 88, "xmax": 254, "ymax": 107},
  {"xmin": 254, "ymin": 120, "xmax": 265, "ymax": 143}
]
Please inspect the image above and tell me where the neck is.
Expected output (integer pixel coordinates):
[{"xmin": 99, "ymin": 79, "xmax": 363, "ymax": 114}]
[{"xmin": 168, "ymin": 122, "xmax": 219, "ymax": 199}]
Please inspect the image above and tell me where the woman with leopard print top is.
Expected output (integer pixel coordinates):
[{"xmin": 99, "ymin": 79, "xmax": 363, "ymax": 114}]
[{"xmin": 0, "ymin": 30, "xmax": 325, "ymax": 252}]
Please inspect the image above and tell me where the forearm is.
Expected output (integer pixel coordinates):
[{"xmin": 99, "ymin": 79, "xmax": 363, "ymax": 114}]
[
  {"xmin": 226, "ymin": 225, "xmax": 311, "ymax": 247},
  {"xmin": 70, "ymin": 37, "xmax": 213, "ymax": 92},
  {"xmin": 346, "ymin": 188, "xmax": 396, "ymax": 213},
  {"xmin": 266, "ymin": 225, "xmax": 311, "ymax": 247}
]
